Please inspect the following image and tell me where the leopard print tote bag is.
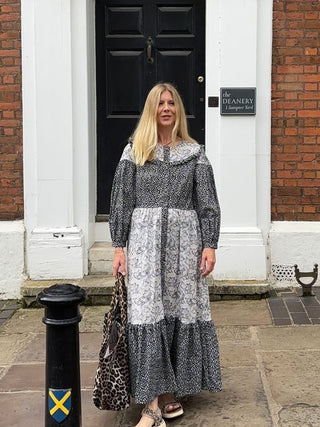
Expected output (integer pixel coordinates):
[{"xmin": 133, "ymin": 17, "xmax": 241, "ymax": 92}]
[{"xmin": 93, "ymin": 272, "xmax": 131, "ymax": 410}]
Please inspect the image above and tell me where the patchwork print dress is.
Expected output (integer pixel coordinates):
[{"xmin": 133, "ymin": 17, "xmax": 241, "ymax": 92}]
[{"xmin": 109, "ymin": 141, "xmax": 222, "ymax": 404}]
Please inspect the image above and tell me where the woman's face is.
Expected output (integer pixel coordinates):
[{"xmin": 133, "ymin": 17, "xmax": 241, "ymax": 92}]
[{"xmin": 157, "ymin": 90, "xmax": 176, "ymax": 129}]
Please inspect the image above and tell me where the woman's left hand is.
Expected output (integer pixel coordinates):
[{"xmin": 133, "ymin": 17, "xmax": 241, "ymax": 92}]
[{"xmin": 200, "ymin": 248, "xmax": 216, "ymax": 277}]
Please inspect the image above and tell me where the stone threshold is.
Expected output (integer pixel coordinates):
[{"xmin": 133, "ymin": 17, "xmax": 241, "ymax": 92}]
[{"xmin": 20, "ymin": 275, "xmax": 271, "ymax": 307}]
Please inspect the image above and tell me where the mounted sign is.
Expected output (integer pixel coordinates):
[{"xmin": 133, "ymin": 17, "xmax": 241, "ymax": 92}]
[{"xmin": 220, "ymin": 87, "xmax": 256, "ymax": 115}]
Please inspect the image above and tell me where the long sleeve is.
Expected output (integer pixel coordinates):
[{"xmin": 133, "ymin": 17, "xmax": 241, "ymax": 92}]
[
  {"xmin": 193, "ymin": 147, "xmax": 221, "ymax": 249},
  {"xmin": 109, "ymin": 144, "xmax": 136, "ymax": 247}
]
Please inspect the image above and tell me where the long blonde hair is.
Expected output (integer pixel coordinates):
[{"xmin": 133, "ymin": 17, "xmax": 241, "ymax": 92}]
[{"xmin": 132, "ymin": 83, "xmax": 196, "ymax": 165}]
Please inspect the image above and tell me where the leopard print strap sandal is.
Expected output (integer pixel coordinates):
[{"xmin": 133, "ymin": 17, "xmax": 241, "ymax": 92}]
[{"xmin": 141, "ymin": 407, "xmax": 166, "ymax": 427}]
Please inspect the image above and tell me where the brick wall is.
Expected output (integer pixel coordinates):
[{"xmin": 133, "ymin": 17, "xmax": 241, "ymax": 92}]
[
  {"xmin": 0, "ymin": 0, "xmax": 23, "ymax": 220},
  {"xmin": 272, "ymin": 0, "xmax": 320, "ymax": 221}
]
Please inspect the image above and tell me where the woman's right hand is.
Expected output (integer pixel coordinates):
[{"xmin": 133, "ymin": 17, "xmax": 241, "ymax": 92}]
[{"xmin": 113, "ymin": 247, "xmax": 126, "ymax": 277}]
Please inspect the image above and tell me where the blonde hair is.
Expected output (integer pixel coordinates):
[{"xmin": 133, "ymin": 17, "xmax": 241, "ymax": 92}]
[{"xmin": 132, "ymin": 83, "xmax": 196, "ymax": 165}]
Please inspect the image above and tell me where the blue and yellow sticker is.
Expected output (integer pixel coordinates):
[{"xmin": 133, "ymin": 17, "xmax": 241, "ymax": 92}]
[{"xmin": 48, "ymin": 388, "xmax": 72, "ymax": 423}]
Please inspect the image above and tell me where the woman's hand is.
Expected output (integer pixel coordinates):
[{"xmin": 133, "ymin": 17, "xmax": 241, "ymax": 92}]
[
  {"xmin": 200, "ymin": 248, "xmax": 216, "ymax": 277},
  {"xmin": 113, "ymin": 247, "xmax": 126, "ymax": 277}
]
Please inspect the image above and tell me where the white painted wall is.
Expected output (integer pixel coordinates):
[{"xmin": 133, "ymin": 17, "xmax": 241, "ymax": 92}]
[
  {"xmin": 22, "ymin": 0, "xmax": 96, "ymax": 279},
  {"xmin": 270, "ymin": 222, "xmax": 320, "ymax": 288},
  {"xmin": 0, "ymin": 221, "xmax": 25, "ymax": 299}
]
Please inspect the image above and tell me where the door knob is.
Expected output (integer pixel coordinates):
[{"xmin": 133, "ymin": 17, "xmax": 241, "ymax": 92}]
[{"xmin": 197, "ymin": 76, "xmax": 204, "ymax": 83}]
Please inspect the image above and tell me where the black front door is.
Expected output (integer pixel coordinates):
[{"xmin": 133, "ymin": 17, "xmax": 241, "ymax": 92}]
[{"xmin": 96, "ymin": 0, "xmax": 205, "ymax": 217}]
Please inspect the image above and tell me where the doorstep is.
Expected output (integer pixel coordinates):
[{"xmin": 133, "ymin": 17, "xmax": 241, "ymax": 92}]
[
  {"xmin": 21, "ymin": 275, "xmax": 115, "ymax": 307},
  {"xmin": 21, "ymin": 275, "xmax": 270, "ymax": 307},
  {"xmin": 207, "ymin": 276, "xmax": 270, "ymax": 300}
]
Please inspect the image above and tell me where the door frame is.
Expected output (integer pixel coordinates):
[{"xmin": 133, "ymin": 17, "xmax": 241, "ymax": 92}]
[
  {"xmin": 93, "ymin": 0, "xmax": 272, "ymax": 247},
  {"xmin": 21, "ymin": 0, "xmax": 272, "ymax": 280}
]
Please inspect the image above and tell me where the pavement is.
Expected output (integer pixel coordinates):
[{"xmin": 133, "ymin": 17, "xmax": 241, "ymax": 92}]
[{"xmin": 1, "ymin": 295, "xmax": 320, "ymax": 426}]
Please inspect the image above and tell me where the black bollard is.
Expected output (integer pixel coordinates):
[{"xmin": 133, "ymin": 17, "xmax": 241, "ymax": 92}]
[{"xmin": 37, "ymin": 283, "xmax": 87, "ymax": 426}]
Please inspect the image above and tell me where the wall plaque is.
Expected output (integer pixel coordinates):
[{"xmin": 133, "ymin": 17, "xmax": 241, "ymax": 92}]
[{"xmin": 220, "ymin": 87, "xmax": 256, "ymax": 115}]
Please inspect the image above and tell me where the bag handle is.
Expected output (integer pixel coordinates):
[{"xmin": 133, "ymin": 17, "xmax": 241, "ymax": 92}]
[
  {"xmin": 115, "ymin": 272, "xmax": 127, "ymax": 314},
  {"xmin": 109, "ymin": 272, "xmax": 127, "ymax": 318}
]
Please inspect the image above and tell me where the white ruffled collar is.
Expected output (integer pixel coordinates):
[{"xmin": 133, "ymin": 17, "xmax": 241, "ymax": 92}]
[{"xmin": 154, "ymin": 141, "xmax": 201, "ymax": 163}]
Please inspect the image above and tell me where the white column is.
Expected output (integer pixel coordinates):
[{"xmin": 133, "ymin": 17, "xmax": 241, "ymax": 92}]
[
  {"xmin": 206, "ymin": 0, "xmax": 272, "ymax": 280},
  {"xmin": 22, "ymin": 0, "xmax": 95, "ymax": 279},
  {"xmin": 70, "ymin": 0, "xmax": 97, "ymax": 271}
]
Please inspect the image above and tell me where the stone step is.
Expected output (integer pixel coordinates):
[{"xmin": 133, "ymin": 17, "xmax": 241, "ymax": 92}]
[
  {"xmin": 88, "ymin": 242, "xmax": 114, "ymax": 275},
  {"xmin": 210, "ymin": 280, "xmax": 271, "ymax": 300},
  {"xmin": 21, "ymin": 273, "xmax": 270, "ymax": 307},
  {"xmin": 21, "ymin": 275, "xmax": 116, "ymax": 307}
]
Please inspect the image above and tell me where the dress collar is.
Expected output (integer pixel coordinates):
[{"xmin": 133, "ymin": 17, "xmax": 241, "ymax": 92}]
[{"xmin": 154, "ymin": 141, "xmax": 201, "ymax": 164}]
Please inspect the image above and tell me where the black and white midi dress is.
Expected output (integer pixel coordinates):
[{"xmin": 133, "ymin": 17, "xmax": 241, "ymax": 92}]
[{"xmin": 109, "ymin": 141, "xmax": 222, "ymax": 404}]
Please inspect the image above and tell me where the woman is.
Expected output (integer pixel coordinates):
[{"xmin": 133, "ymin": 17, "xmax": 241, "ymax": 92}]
[{"xmin": 110, "ymin": 83, "xmax": 221, "ymax": 427}]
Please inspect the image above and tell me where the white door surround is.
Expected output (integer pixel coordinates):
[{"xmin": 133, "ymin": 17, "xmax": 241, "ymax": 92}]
[{"xmin": 21, "ymin": 0, "xmax": 273, "ymax": 281}]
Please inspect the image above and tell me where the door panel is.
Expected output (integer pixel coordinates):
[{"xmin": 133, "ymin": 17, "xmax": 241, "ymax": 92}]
[
  {"xmin": 157, "ymin": 50, "xmax": 194, "ymax": 115},
  {"xmin": 156, "ymin": 7, "xmax": 194, "ymax": 35},
  {"xmin": 106, "ymin": 7, "xmax": 144, "ymax": 36},
  {"xmin": 107, "ymin": 51, "xmax": 144, "ymax": 115},
  {"xmin": 96, "ymin": 0, "xmax": 205, "ymax": 216}
]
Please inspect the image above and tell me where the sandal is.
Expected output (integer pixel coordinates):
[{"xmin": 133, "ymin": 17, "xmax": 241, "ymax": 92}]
[
  {"xmin": 140, "ymin": 407, "xmax": 166, "ymax": 427},
  {"xmin": 161, "ymin": 401, "xmax": 184, "ymax": 419}
]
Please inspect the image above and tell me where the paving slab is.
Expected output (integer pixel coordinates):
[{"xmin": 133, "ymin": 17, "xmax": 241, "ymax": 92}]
[
  {"xmin": 15, "ymin": 332, "xmax": 102, "ymax": 364},
  {"xmin": 268, "ymin": 298, "xmax": 290, "ymax": 320},
  {"xmin": 0, "ymin": 309, "xmax": 45, "ymax": 335},
  {"xmin": 4, "ymin": 302, "xmax": 21, "ymax": 311},
  {"xmin": 0, "ymin": 391, "xmax": 44, "ymax": 427},
  {"xmin": 15, "ymin": 333, "xmax": 46, "ymax": 363},
  {"xmin": 0, "ymin": 390, "xmax": 122, "ymax": 427},
  {"xmin": 217, "ymin": 326, "xmax": 256, "ymax": 368},
  {"xmin": 273, "ymin": 318, "xmax": 292, "ymax": 326},
  {"xmin": 216, "ymin": 325, "xmax": 252, "ymax": 343},
  {"xmin": 0, "ymin": 363, "xmax": 45, "ymax": 392},
  {"xmin": 0, "ymin": 309, "xmax": 15, "ymax": 320},
  {"xmin": 0, "ymin": 333, "xmax": 34, "ymax": 365},
  {"xmin": 278, "ymin": 403, "xmax": 320, "ymax": 427},
  {"xmin": 82, "ymin": 390, "xmax": 123, "ymax": 427},
  {"xmin": 301, "ymin": 296, "xmax": 320, "ymax": 306},
  {"xmin": 80, "ymin": 361, "xmax": 99, "ymax": 389},
  {"xmin": 257, "ymin": 325, "xmax": 320, "ymax": 350},
  {"xmin": 304, "ymin": 305, "xmax": 320, "ymax": 318},
  {"xmin": 219, "ymin": 342, "xmax": 256, "ymax": 368},
  {"xmin": 121, "ymin": 367, "xmax": 272, "ymax": 427},
  {"xmin": 290, "ymin": 311, "xmax": 311, "ymax": 325},
  {"xmin": 262, "ymin": 350, "xmax": 320, "ymax": 407},
  {"xmin": 212, "ymin": 300, "xmax": 272, "ymax": 326},
  {"xmin": 0, "ymin": 367, "xmax": 6, "ymax": 381},
  {"xmin": 80, "ymin": 306, "xmax": 108, "ymax": 333},
  {"xmin": 79, "ymin": 332, "xmax": 102, "ymax": 360}
]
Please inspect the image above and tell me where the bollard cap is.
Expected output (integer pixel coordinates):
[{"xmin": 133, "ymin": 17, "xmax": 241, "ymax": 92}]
[{"xmin": 37, "ymin": 283, "xmax": 87, "ymax": 306}]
